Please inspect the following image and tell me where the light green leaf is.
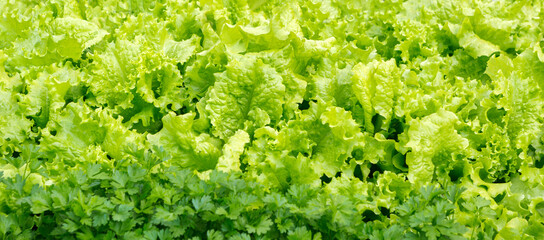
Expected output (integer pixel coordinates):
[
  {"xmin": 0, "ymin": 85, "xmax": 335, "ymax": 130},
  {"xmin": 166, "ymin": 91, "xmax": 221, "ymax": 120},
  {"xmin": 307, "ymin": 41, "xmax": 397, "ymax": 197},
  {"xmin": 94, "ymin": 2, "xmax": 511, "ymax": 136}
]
[
  {"xmin": 400, "ymin": 109, "xmax": 468, "ymax": 186},
  {"xmin": 205, "ymin": 56, "xmax": 285, "ymax": 139},
  {"xmin": 51, "ymin": 17, "xmax": 108, "ymax": 59},
  {"xmin": 352, "ymin": 59, "xmax": 400, "ymax": 133},
  {"xmin": 217, "ymin": 130, "xmax": 250, "ymax": 173},
  {"xmin": 456, "ymin": 18, "xmax": 500, "ymax": 58},
  {"xmin": 147, "ymin": 112, "xmax": 222, "ymax": 171}
]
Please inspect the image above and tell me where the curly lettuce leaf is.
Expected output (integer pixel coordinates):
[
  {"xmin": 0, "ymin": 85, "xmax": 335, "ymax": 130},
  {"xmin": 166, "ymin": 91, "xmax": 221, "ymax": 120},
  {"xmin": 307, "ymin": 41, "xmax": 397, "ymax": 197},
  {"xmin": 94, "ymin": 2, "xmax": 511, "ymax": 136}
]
[
  {"xmin": 147, "ymin": 112, "xmax": 222, "ymax": 171},
  {"xmin": 400, "ymin": 109, "xmax": 469, "ymax": 186},
  {"xmin": 205, "ymin": 56, "xmax": 285, "ymax": 139},
  {"xmin": 352, "ymin": 59, "xmax": 400, "ymax": 133}
]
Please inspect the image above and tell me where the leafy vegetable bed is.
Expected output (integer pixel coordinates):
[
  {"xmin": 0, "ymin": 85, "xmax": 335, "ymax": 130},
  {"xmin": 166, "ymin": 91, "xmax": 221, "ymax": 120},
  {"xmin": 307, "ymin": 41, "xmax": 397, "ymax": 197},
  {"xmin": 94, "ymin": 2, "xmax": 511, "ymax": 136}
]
[{"xmin": 2, "ymin": 0, "xmax": 544, "ymax": 239}]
